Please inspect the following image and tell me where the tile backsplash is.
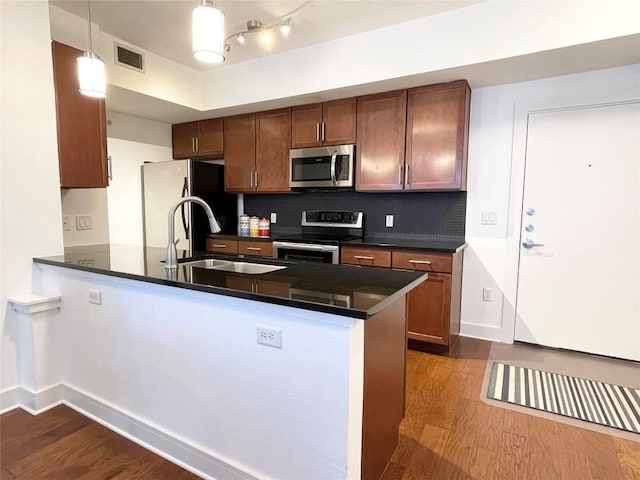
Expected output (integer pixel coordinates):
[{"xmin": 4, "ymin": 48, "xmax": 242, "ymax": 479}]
[{"xmin": 244, "ymin": 190, "xmax": 466, "ymax": 241}]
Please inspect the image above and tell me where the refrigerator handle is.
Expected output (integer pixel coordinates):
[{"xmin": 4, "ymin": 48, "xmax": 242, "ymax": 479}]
[{"xmin": 181, "ymin": 176, "xmax": 189, "ymax": 240}]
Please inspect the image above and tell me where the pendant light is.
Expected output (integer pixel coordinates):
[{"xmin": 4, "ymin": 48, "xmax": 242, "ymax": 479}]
[
  {"xmin": 77, "ymin": 0, "xmax": 106, "ymax": 98},
  {"xmin": 192, "ymin": 0, "xmax": 225, "ymax": 64}
]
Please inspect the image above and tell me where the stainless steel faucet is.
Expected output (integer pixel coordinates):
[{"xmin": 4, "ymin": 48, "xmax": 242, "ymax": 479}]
[{"xmin": 166, "ymin": 196, "xmax": 221, "ymax": 270}]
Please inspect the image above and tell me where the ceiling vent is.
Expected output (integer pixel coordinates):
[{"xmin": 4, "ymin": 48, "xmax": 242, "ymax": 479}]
[{"xmin": 114, "ymin": 42, "xmax": 145, "ymax": 73}]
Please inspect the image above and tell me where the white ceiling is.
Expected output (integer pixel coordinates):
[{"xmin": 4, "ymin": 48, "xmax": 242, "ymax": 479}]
[{"xmin": 50, "ymin": 0, "xmax": 481, "ymax": 70}]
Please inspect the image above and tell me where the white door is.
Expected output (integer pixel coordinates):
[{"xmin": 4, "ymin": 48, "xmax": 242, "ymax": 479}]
[{"xmin": 515, "ymin": 102, "xmax": 640, "ymax": 361}]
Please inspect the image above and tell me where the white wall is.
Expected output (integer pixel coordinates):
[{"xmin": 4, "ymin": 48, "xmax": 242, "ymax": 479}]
[
  {"xmin": 0, "ymin": 1, "xmax": 64, "ymax": 391},
  {"xmin": 60, "ymin": 189, "xmax": 110, "ymax": 246},
  {"xmin": 39, "ymin": 264, "xmax": 363, "ymax": 480},
  {"xmin": 460, "ymin": 63, "xmax": 640, "ymax": 341}
]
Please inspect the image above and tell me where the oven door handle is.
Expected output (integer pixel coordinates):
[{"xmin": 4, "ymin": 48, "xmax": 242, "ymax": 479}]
[{"xmin": 273, "ymin": 242, "xmax": 339, "ymax": 252}]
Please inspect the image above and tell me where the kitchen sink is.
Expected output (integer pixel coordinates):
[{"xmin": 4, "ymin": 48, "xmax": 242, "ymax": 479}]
[{"xmin": 181, "ymin": 259, "xmax": 287, "ymax": 274}]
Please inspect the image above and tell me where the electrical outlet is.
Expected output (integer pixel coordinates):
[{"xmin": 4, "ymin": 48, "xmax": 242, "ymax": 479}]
[
  {"xmin": 62, "ymin": 215, "xmax": 70, "ymax": 231},
  {"xmin": 482, "ymin": 288, "xmax": 493, "ymax": 302},
  {"xmin": 88, "ymin": 289, "xmax": 102, "ymax": 305},
  {"xmin": 385, "ymin": 215, "xmax": 394, "ymax": 228},
  {"xmin": 270, "ymin": 212, "xmax": 277, "ymax": 223},
  {"xmin": 256, "ymin": 325, "xmax": 282, "ymax": 349}
]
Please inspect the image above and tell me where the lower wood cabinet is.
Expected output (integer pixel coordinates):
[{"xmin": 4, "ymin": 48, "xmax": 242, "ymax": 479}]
[
  {"xmin": 342, "ymin": 246, "xmax": 463, "ymax": 352},
  {"xmin": 206, "ymin": 237, "xmax": 273, "ymax": 258}
]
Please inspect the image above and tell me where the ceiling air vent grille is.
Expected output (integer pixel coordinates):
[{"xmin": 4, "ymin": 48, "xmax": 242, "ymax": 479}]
[{"xmin": 114, "ymin": 43, "xmax": 145, "ymax": 73}]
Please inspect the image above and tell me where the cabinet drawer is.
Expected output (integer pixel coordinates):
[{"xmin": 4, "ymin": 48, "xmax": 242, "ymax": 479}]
[
  {"xmin": 239, "ymin": 241, "xmax": 273, "ymax": 257},
  {"xmin": 392, "ymin": 250, "xmax": 452, "ymax": 274},
  {"xmin": 206, "ymin": 238, "xmax": 238, "ymax": 254},
  {"xmin": 341, "ymin": 247, "xmax": 391, "ymax": 267}
]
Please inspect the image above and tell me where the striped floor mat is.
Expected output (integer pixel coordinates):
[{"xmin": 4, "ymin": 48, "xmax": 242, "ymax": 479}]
[{"xmin": 487, "ymin": 362, "xmax": 640, "ymax": 435}]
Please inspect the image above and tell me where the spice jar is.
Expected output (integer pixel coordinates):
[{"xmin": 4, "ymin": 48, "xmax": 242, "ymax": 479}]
[
  {"xmin": 258, "ymin": 217, "xmax": 270, "ymax": 238},
  {"xmin": 249, "ymin": 216, "xmax": 260, "ymax": 237},
  {"xmin": 239, "ymin": 214, "xmax": 250, "ymax": 236}
]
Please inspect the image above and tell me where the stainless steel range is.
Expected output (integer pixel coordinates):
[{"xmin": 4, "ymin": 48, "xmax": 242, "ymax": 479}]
[{"xmin": 272, "ymin": 211, "xmax": 364, "ymax": 264}]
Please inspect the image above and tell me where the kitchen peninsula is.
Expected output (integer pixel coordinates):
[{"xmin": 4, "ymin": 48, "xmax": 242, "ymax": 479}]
[{"xmin": 33, "ymin": 244, "xmax": 427, "ymax": 480}]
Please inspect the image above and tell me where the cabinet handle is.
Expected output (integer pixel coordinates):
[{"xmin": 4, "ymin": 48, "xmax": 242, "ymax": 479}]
[
  {"xmin": 405, "ymin": 164, "xmax": 410, "ymax": 185},
  {"xmin": 195, "ymin": 137, "xmax": 199, "ymax": 153},
  {"xmin": 408, "ymin": 259, "xmax": 431, "ymax": 265},
  {"xmin": 354, "ymin": 255, "xmax": 374, "ymax": 260},
  {"xmin": 398, "ymin": 165, "xmax": 403, "ymax": 185},
  {"xmin": 254, "ymin": 170, "xmax": 258, "ymax": 188},
  {"xmin": 212, "ymin": 244, "xmax": 227, "ymax": 248},
  {"xmin": 192, "ymin": 137, "xmax": 196, "ymax": 153},
  {"xmin": 107, "ymin": 155, "xmax": 113, "ymax": 181},
  {"xmin": 321, "ymin": 122, "xmax": 326, "ymax": 142},
  {"xmin": 316, "ymin": 123, "xmax": 320, "ymax": 142},
  {"xmin": 250, "ymin": 171, "xmax": 253, "ymax": 187},
  {"xmin": 246, "ymin": 247, "xmax": 261, "ymax": 251}
]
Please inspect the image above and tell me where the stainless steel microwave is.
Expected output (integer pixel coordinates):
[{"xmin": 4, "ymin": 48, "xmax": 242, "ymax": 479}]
[{"xmin": 289, "ymin": 144, "xmax": 355, "ymax": 188}]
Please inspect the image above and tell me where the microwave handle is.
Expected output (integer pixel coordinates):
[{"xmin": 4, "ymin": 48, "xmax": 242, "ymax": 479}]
[{"xmin": 330, "ymin": 151, "xmax": 338, "ymax": 185}]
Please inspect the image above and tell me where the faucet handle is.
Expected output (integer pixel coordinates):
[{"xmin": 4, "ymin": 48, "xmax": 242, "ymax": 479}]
[{"xmin": 174, "ymin": 238, "xmax": 180, "ymax": 247}]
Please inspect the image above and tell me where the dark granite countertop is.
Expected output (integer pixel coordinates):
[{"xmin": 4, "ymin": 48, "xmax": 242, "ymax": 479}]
[
  {"xmin": 342, "ymin": 237, "xmax": 467, "ymax": 253},
  {"xmin": 33, "ymin": 244, "xmax": 427, "ymax": 319},
  {"xmin": 208, "ymin": 234, "xmax": 273, "ymax": 242}
]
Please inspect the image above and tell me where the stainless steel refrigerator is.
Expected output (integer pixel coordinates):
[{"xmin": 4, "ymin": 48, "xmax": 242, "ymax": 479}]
[{"xmin": 142, "ymin": 160, "xmax": 237, "ymax": 255}]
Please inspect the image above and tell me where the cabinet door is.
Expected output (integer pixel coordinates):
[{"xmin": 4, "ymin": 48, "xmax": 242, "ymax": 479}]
[
  {"xmin": 406, "ymin": 81, "xmax": 470, "ymax": 190},
  {"xmin": 407, "ymin": 272, "xmax": 451, "ymax": 345},
  {"xmin": 322, "ymin": 97, "xmax": 356, "ymax": 146},
  {"xmin": 51, "ymin": 41, "xmax": 108, "ymax": 188},
  {"xmin": 172, "ymin": 122, "xmax": 197, "ymax": 159},
  {"xmin": 341, "ymin": 246, "xmax": 391, "ymax": 267},
  {"xmin": 356, "ymin": 90, "xmax": 407, "ymax": 192},
  {"xmin": 197, "ymin": 118, "xmax": 223, "ymax": 157},
  {"xmin": 291, "ymin": 103, "xmax": 322, "ymax": 148},
  {"xmin": 224, "ymin": 114, "xmax": 255, "ymax": 192},
  {"xmin": 255, "ymin": 108, "xmax": 291, "ymax": 192}
]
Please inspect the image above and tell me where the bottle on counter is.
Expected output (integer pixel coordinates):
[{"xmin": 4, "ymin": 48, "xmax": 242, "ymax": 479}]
[
  {"xmin": 239, "ymin": 214, "xmax": 250, "ymax": 236},
  {"xmin": 249, "ymin": 216, "xmax": 260, "ymax": 237},
  {"xmin": 258, "ymin": 217, "xmax": 270, "ymax": 238}
]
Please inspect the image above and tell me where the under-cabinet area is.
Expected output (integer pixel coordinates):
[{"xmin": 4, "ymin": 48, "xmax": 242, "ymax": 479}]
[{"xmin": 171, "ymin": 79, "xmax": 471, "ymax": 194}]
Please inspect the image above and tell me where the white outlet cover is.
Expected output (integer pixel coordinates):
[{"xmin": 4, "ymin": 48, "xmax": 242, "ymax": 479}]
[
  {"xmin": 88, "ymin": 289, "xmax": 102, "ymax": 305},
  {"xmin": 385, "ymin": 215, "xmax": 394, "ymax": 228},
  {"xmin": 256, "ymin": 325, "xmax": 282, "ymax": 349},
  {"xmin": 270, "ymin": 212, "xmax": 277, "ymax": 223}
]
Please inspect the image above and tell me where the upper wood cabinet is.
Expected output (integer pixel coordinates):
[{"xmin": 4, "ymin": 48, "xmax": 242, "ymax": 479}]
[
  {"xmin": 224, "ymin": 109, "xmax": 291, "ymax": 193},
  {"xmin": 405, "ymin": 80, "xmax": 470, "ymax": 190},
  {"xmin": 355, "ymin": 90, "xmax": 407, "ymax": 192},
  {"xmin": 172, "ymin": 118, "xmax": 223, "ymax": 159},
  {"xmin": 256, "ymin": 108, "xmax": 291, "ymax": 192},
  {"xmin": 51, "ymin": 41, "xmax": 108, "ymax": 188},
  {"xmin": 291, "ymin": 98, "xmax": 356, "ymax": 148},
  {"xmin": 224, "ymin": 113, "xmax": 255, "ymax": 192}
]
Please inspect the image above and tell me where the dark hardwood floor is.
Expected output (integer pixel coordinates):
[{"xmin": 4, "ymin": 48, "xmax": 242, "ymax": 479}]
[
  {"xmin": 0, "ymin": 406, "xmax": 199, "ymax": 479},
  {"xmin": 1, "ymin": 337, "xmax": 638, "ymax": 479},
  {"xmin": 381, "ymin": 337, "xmax": 640, "ymax": 480}
]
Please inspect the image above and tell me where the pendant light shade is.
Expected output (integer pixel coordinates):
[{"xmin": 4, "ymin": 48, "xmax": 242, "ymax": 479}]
[
  {"xmin": 77, "ymin": 52, "xmax": 106, "ymax": 98},
  {"xmin": 77, "ymin": 0, "xmax": 106, "ymax": 98},
  {"xmin": 192, "ymin": 2, "xmax": 225, "ymax": 64}
]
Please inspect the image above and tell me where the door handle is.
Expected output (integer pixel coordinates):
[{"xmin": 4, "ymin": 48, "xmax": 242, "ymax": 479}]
[
  {"xmin": 522, "ymin": 238, "xmax": 544, "ymax": 249},
  {"xmin": 330, "ymin": 151, "xmax": 337, "ymax": 184}
]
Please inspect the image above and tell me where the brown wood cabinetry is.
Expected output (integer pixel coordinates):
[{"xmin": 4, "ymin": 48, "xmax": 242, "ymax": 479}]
[
  {"xmin": 355, "ymin": 90, "xmax": 407, "ymax": 192},
  {"xmin": 205, "ymin": 238, "xmax": 238, "ymax": 254},
  {"xmin": 224, "ymin": 109, "xmax": 291, "ymax": 193},
  {"xmin": 341, "ymin": 246, "xmax": 391, "ymax": 267},
  {"xmin": 238, "ymin": 240, "xmax": 273, "ymax": 257},
  {"xmin": 51, "ymin": 41, "xmax": 108, "ymax": 188},
  {"xmin": 224, "ymin": 113, "xmax": 255, "ymax": 192},
  {"xmin": 172, "ymin": 118, "xmax": 223, "ymax": 159},
  {"xmin": 391, "ymin": 249, "xmax": 463, "ymax": 350},
  {"xmin": 341, "ymin": 246, "xmax": 463, "ymax": 352},
  {"xmin": 291, "ymin": 98, "xmax": 356, "ymax": 148},
  {"xmin": 405, "ymin": 80, "xmax": 471, "ymax": 190},
  {"xmin": 255, "ymin": 108, "xmax": 291, "ymax": 192}
]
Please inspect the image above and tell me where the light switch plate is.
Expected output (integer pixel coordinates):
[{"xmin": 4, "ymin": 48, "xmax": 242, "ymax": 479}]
[
  {"xmin": 270, "ymin": 212, "xmax": 277, "ymax": 223},
  {"xmin": 62, "ymin": 215, "xmax": 70, "ymax": 231},
  {"xmin": 481, "ymin": 211, "xmax": 497, "ymax": 225},
  {"xmin": 76, "ymin": 215, "xmax": 93, "ymax": 231}
]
